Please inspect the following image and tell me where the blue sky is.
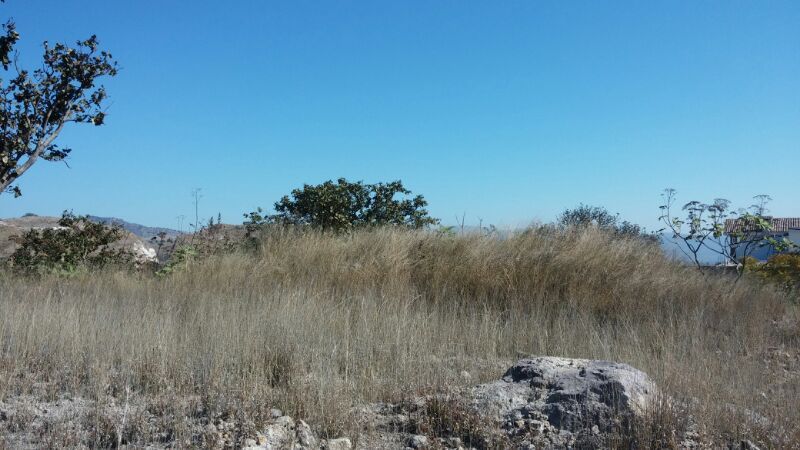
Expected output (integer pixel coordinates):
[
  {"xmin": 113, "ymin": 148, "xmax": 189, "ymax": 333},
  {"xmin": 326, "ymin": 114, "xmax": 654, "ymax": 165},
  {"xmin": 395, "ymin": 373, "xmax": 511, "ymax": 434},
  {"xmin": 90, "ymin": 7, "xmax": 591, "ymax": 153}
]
[{"xmin": 1, "ymin": 1, "xmax": 798, "ymax": 230}]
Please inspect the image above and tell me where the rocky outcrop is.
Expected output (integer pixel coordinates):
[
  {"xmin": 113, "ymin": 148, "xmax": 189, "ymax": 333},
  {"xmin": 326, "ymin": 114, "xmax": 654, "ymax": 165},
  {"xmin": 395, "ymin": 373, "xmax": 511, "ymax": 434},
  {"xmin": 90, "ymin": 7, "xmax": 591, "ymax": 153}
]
[
  {"xmin": 0, "ymin": 357, "xmax": 659, "ymax": 449},
  {"xmin": 469, "ymin": 356, "xmax": 657, "ymax": 448},
  {"xmin": 356, "ymin": 356, "xmax": 658, "ymax": 449},
  {"xmin": 242, "ymin": 411, "xmax": 351, "ymax": 450},
  {"xmin": 131, "ymin": 240, "xmax": 158, "ymax": 264}
]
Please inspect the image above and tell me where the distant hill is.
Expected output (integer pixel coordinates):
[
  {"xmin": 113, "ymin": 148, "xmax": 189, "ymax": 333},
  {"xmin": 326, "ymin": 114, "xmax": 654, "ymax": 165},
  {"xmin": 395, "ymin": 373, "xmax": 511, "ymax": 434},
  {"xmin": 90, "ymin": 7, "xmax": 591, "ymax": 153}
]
[{"xmin": 87, "ymin": 215, "xmax": 183, "ymax": 240}]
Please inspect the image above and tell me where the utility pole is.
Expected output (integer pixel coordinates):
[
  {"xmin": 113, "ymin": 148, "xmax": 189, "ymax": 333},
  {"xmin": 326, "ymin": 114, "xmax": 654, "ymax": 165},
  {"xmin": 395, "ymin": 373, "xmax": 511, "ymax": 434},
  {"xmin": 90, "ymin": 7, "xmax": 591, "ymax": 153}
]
[{"xmin": 191, "ymin": 188, "xmax": 202, "ymax": 233}]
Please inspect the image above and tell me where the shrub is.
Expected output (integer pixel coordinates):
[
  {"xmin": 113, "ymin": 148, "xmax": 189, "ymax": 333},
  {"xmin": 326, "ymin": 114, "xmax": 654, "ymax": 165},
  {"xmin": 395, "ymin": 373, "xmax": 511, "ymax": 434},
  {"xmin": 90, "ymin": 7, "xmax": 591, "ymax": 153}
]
[
  {"xmin": 154, "ymin": 221, "xmax": 244, "ymax": 276},
  {"xmin": 558, "ymin": 204, "xmax": 655, "ymax": 241},
  {"xmin": 156, "ymin": 245, "xmax": 197, "ymax": 277},
  {"xmin": 751, "ymin": 253, "xmax": 800, "ymax": 295},
  {"xmin": 7, "ymin": 211, "xmax": 134, "ymax": 275}
]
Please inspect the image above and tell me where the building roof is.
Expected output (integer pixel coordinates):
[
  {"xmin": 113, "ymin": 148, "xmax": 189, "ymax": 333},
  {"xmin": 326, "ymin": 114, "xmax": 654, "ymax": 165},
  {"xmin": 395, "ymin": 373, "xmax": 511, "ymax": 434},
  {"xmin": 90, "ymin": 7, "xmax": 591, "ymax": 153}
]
[{"xmin": 725, "ymin": 217, "xmax": 800, "ymax": 234}]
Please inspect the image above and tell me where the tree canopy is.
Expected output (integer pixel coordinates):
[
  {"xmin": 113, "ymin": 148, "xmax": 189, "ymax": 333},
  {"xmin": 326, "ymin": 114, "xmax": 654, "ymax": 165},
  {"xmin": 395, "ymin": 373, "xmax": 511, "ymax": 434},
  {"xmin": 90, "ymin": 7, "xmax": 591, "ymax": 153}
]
[
  {"xmin": 245, "ymin": 178, "xmax": 439, "ymax": 232},
  {"xmin": 557, "ymin": 203, "xmax": 652, "ymax": 240},
  {"xmin": 0, "ymin": 13, "xmax": 117, "ymax": 197}
]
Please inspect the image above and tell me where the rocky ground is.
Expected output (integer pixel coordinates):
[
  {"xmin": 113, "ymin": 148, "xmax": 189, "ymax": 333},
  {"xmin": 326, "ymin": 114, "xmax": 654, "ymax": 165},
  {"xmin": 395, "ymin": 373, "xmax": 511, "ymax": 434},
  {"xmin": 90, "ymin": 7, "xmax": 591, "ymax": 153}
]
[{"xmin": 3, "ymin": 356, "xmax": 779, "ymax": 449}]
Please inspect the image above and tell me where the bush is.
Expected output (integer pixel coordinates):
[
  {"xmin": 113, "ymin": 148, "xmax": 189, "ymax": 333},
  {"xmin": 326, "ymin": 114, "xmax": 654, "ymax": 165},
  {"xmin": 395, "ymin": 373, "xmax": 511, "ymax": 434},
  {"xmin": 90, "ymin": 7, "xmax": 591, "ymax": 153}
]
[
  {"xmin": 558, "ymin": 204, "xmax": 656, "ymax": 241},
  {"xmin": 156, "ymin": 245, "xmax": 197, "ymax": 277},
  {"xmin": 750, "ymin": 253, "xmax": 800, "ymax": 295},
  {"xmin": 245, "ymin": 178, "xmax": 439, "ymax": 232},
  {"xmin": 7, "ymin": 211, "xmax": 134, "ymax": 276}
]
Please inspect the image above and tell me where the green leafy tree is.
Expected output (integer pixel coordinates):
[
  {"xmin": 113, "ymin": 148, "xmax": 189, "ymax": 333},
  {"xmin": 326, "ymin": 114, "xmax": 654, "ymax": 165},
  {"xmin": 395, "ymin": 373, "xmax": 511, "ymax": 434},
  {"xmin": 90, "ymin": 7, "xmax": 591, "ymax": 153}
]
[
  {"xmin": 0, "ymin": 10, "xmax": 117, "ymax": 197},
  {"xmin": 246, "ymin": 178, "xmax": 439, "ymax": 232}
]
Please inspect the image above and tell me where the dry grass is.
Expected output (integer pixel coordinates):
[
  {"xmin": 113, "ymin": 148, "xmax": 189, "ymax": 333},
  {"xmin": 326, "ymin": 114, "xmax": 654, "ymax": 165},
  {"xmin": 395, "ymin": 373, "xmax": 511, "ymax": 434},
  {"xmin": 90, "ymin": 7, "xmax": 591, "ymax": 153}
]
[{"xmin": 0, "ymin": 227, "xmax": 798, "ymax": 447}]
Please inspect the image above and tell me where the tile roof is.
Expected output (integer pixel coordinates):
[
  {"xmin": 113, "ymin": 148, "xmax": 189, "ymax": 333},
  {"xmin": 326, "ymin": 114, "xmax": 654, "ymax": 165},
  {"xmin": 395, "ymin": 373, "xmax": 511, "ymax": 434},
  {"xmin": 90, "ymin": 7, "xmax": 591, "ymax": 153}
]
[{"xmin": 724, "ymin": 217, "xmax": 800, "ymax": 234}]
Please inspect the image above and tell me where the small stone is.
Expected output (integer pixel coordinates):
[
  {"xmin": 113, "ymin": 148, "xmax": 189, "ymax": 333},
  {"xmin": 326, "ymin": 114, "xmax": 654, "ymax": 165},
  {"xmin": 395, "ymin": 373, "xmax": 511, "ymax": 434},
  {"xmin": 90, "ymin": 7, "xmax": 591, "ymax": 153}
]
[
  {"xmin": 408, "ymin": 434, "xmax": 429, "ymax": 448},
  {"xmin": 270, "ymin": 408, "xmax": 283, "ymax": 418},
  {"xmin": 591, "ymin": 425, "xmax": 600, "ymax": 435},
  {"xmin": 274, "ymin": 415, "xmax": 295, "ymax": 428},
  {"xmin": 324, "ymin": 437, "xmax": 353, "ymax": 450},
  {"xmin": 740, "ymin": 440, "xmax": 761, "ymax": 450},
  {"xmin": 262, "ymin": 417, "xmax": 295, "ymax": 448},
  {"xmin": 296, "ymin": 420, "xmax": 318, "ymax": 447},
  {"xmin": 244, "ymin": 438, "xmax": 257, "ymax": 447}
]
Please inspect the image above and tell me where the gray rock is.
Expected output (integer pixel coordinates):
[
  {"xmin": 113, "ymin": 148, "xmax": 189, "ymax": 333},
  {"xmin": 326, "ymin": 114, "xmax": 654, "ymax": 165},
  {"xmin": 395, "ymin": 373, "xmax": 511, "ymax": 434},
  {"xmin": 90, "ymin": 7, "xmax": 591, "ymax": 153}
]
[
  {"xmin": 470, "ymin": 356, "xmax": 657, "ymax": 448},
  {"xmin": 273, "ymin": 415, "xmax": 295, "ymax": 428},
  {"xmin": 260, "ymin": 416, "xmax": 295, "ymax": 449},
  {"xmin": 245, "ymin": 413, "xmax": 356, "ymax": 450},
  {"xmin": 296, "ymin": 420, "xmax": 318, "ymax": 447},
  {"xmin": 739, "ymin": 440, "xmax": 761, "ymax": 450},
  {"xmin": 323, "ymin": 437, "xmax": 352, "ymax": 450},
  {"xmin": 407, "ymin": 434, "xmax": 428, "ymax": 448},
  {"xmin": 445, "ymin": 437, "xmax": 462, "ymax": 448}
]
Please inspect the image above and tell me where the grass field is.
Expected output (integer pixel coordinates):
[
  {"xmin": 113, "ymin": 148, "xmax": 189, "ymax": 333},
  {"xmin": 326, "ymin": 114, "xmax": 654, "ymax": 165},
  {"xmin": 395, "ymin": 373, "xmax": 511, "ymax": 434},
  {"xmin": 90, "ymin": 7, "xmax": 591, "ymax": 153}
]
[{"xmin": 1, "ymin": 227, "xmax": 798, "ymax": 447}]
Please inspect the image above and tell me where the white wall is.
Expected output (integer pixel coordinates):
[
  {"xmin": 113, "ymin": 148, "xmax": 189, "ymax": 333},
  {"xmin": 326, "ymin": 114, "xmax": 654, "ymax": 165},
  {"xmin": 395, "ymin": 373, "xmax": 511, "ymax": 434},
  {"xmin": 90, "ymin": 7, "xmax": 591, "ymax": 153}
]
[
  {"xmin": 789, "ymin": 229, "xmax": 800, "ymax": 248},
  {"xmin": 733, "ymin": 231, "xmax": 799, "ymax": 261}
]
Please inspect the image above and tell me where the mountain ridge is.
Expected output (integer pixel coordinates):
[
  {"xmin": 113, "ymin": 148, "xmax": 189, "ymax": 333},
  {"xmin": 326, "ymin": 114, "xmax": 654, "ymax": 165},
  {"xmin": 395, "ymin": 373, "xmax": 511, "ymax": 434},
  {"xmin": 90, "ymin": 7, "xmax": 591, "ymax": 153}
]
[{"xmin": 86, "ymin": 215, "xmax": 183, "ymax": 240}]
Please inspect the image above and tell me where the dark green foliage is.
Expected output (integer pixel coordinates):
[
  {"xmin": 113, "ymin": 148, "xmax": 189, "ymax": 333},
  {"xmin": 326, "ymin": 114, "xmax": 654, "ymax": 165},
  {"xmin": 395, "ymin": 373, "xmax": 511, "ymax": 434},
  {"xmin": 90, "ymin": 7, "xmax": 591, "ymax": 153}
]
[
  {"xmin": 8, "ymin": 212, "xmax": 133, "ymax": 275},
  {"xmin": 246, "ymin": 178, "xmax": 439, "ymax": 232},
  {"xmin": 559, "ymin": 204, "xmax": 618, "ymax": 229},
  {"xmin": 559, "ymin": 204, "xmax": 655, "ymax": 241},
  {"xmin": 0, "ymin": 12, "xmax": 117, "ymax": 197}
]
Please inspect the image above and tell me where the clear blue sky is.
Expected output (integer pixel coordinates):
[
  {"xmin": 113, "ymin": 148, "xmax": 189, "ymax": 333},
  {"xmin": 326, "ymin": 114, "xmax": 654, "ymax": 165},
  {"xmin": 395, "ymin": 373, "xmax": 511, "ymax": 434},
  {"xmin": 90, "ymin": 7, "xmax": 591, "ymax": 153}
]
[{"xmin": 1, "ymin": 1, "xmax": 798, "ymax": 230}]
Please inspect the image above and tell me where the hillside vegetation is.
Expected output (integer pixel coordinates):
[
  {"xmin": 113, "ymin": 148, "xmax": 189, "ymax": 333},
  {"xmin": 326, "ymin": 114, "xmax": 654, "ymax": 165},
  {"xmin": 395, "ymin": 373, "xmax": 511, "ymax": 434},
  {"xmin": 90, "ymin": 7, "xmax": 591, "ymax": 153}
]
[{"xmin": 0, "ymin": 227, "xmax": 798, "ymax": 447}]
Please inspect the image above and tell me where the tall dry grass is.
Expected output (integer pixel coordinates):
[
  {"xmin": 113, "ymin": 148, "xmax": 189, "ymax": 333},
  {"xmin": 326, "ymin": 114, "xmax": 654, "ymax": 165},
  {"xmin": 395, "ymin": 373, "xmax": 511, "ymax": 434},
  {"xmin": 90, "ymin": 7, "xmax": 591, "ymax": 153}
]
[{"xmin": 0, "ymin": 227, "xmax": 798, "ymax": 447}]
